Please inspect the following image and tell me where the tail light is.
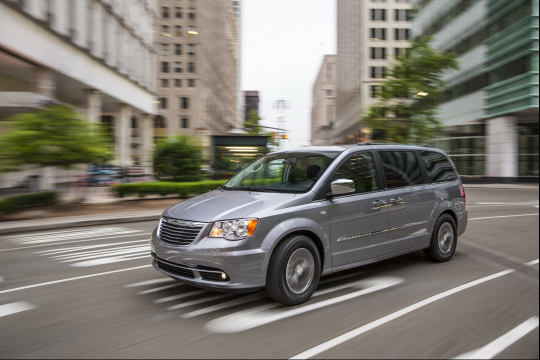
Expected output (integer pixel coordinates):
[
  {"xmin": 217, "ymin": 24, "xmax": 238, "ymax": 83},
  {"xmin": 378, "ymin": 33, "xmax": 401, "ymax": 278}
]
[{"xmin": 461, "ymin": 184, "xmax": 466, "ymax": 208}]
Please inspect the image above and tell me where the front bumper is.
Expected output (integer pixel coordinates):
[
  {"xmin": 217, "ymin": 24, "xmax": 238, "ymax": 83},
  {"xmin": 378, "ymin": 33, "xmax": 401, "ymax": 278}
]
[{"xmin": 151, "ymin": 228, "xmax": 269, "ymax": 292}]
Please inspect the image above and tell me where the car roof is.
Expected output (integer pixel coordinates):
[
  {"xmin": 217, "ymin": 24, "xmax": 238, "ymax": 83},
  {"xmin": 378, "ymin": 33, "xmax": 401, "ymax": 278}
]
[{"xmin": 269, "ymin": 143, "xmax": 442, "ymax": 155}]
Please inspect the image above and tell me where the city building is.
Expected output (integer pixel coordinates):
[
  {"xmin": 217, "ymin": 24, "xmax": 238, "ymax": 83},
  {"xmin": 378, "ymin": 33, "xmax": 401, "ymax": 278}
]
[
  {"xmin": 155, "ymin": 0, "xmax": 239, "ymax": 157},
  {"xmin": 335, "ymin": 0, "xmax": 413, "ymax": 144},
  {"xmin": 413, "ymin": 0, "xmax": 539, "ymax": 181},
  {"xmin": 310, "ymin": 55, "xmax": 336, "ymax": 146},
  {"xmin": 244, "ymin": 91, "xmax": 260, "ymax": 120},
  {"xmin": 0, "ymin": 0, "xmax": 158, "ymax": 189}
]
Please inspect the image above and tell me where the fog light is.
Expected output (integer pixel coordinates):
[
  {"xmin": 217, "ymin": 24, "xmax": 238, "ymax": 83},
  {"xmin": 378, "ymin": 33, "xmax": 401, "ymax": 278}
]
[{"xmin": 221, "ymin": 273, "xmax": 227, "ymax": 280}]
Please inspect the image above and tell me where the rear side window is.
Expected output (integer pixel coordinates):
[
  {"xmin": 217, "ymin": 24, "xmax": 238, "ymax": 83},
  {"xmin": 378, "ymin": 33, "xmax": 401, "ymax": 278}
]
[
  {"xmin": 379, "ymin": 151, "xmax": 423, "ymax": 189},
  {"xmin": 330, "ymin": 153, "xmax": 379, "ymax": 194},
  {"xmin": 420, "ymin": 151, "xmax": 458, "ymax": 183}
]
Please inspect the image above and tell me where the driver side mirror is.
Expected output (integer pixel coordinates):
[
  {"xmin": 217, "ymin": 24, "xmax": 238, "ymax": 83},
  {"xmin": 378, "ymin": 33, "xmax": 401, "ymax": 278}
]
[{"xmin": 328, "ymin": 179, "xmax": 355, "ymax": 198}]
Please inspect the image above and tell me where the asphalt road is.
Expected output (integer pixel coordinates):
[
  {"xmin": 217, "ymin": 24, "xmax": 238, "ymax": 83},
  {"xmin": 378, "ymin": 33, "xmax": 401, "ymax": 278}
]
[{"xmin": 0, "ymin": 188, "xmax": 538, "ymax": 359}]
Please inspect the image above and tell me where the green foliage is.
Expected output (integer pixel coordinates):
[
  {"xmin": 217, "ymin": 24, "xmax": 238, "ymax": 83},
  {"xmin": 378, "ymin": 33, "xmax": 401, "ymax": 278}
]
[
  {"xmin": 243, "ymin": 110, "xmax": 278, "ymax": 148},
  {"xmin": 0, "ymin": 191, "xmax": 58, "ymax": 214},
  {"xmin": 153, "ymin": 135, "xmax": 203, "ymax": 182},
  {"xmin": 0, "ymin": 105, "xmax": 111, "ymax": 173},
  {"xmin": 364, "ymin": 36, "xmax": 460, "ymax": 144},
  {"xmin": 113, "ymin": 181, "xmax": 227, "ymax": 198}
]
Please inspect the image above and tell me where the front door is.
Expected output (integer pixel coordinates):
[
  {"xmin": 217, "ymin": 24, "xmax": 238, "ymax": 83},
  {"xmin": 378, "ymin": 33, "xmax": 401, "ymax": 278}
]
[
  {"xmin": 328, "ymin": 152, "xmax": 390, "ymax": 268},
  {"xmin": 377, "ymin": 150, "xmax": 433, "ymax": 254}
]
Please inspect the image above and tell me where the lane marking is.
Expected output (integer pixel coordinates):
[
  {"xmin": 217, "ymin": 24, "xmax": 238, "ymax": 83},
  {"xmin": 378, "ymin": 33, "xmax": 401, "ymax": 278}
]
[
  {"xmin": 37, "ymin": 241, "xmax": 148, "ymax": 255},
  {"xmin": 72, "ymin": 255, "xmax": 149, "ymax": 267},
  {"xmin": 0, "ymin": 302, "xmax": 35, "ymax": 318},
  {"xmin": 168, "ymin": 293, "xmax": 238, "ymax": 311},
  {"xmin": 469, "ymin": 214, "xmax": 538, "ymax": 221},
  {"xmin": 468, "ymin": 202, "xmax": 539, "ymax": 209},
  {"xmin": 0, "ymin": 234, "xmax": 151, "ymax": 253},
  {"xmin": 3, "ymin": 228, "xmax": 143, "ymax": 245},
  {"xmin": 290, "ymin": 270, "xmax": 514, "ymax": 359},
  {"xmin": 125, "ymin": 278, "xmax": 175, "ymax": 288},
  {"xmin": 155, "ymin": 289, "xmax": 209, "ymax": 303},
  {"xmin": 182, "ymin": 271, "xmax": 368, "ymax": 319},
  {"xmin": 137, "ymin": 283, "xmax": 184, "ymax": 295},
  {"xmin": 527, "ymin": 259, "xmax": 539, "ymax": 266},
  {"xmin": 0, "ymin": 265, "xmax": 152, "ymax": 295},
  {"xmin": 206, "ymin": 276, "xmax": 403, "ymax": 334},
  {"xmin": 455, "ymin": 317, "xmax": 539, "ymax": 359}
]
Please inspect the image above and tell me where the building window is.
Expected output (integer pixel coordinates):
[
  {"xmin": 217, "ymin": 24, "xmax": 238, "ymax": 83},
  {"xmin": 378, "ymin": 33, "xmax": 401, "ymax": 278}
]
[
  {"xmin": 370, "ymin": 28, "xmax": 387, "ymax": 40},
  {"xmin": 395, "ymin": 9, "xmax": 412, "ymax": 21},
  {"xmin": 175, "ymin": 79, "xmax": 182, "ymax": 88},
  {"xmin": 181, "ymin": 118, "xmax": 190, "ymax": 129},
  {"xmin": 395, "ymin": 0, "xmax": 411, "ymax": 2},
  {"xmin": 161, "ymin": 79, "xmax": 169, "ymax": 88},
  {"xmin": 161, "ymin": 25, "xmax": 170, "ymax": 36},
  {"xmin": 175, "ymin": 25, "xmax": 182, "ymax": 37},
  {"xmin": 371, "ymin": 47, "xmax": 387, "ymax": 60},
  {"xmin": 371, "ymin": 85, "xmax": 382, "ymax": 98},
  {"xmin": 180, "ymin": 97, "xmax": 190, "ymax": 110},
  {"xmin": 131, "ymin": 117, "xmax": 138, "ymax": 129},
  {"xmin": 161, "ymin": 44, "xmax": 169, "ymax": 56},
  {"xmin": 327, "ymin": 90, "xmax": 334, "ymax": 97},
  {"xmin": 154, "ymin": 116, "xmax": 167, "ymax": 129},
  {"xmin": 326, "ymin": 62, "xmax": 334, "ymax": 82},
  {"xmin": 175, "ymin": 7, "xmax": 182, "ymax": 18},
  {"xmin": 175, "ymin": 62, "xmax": 183, "ymax": 73},
  {"xmin": 188, "ymin": 79, "xmax": 196, "ymax": 87},
  {"xmin": 371, "ymin": 9, "xmax": 386, "ymax": 21},
  {"xmin": 394, "ymin": 47, "xmax": 409, "ymax": 57},
  {"xmin": 371, "ymin": 67, "xmax": 387, "ymax": 78},
  {"xmin": 162, "ymin": 7, "xmax": 170, "ymax": 19},
  {"xmin": 188, "ymin": 44, "xmax": 196, "ymax": 55},
  {"xmin": 327, "ymin": 105, "xmax": 334, "ymax": 122},
  {"xmin": 159, "ymin": 98, "xmax": 168, "ymax": 109},
  {"xmin": 394, "ymin": 28, "xmax": 410, "ymax": 40},
  {"xmin": 175, "ymin": 44, "xmax": 182, "ymax": 55},
  {"xmin": 371, "ymin": 0, "xmax": 386, "ymax": 2},
  {"xmin": 188, "ymin": 11, "xmax": 196, "ymax": 19},
  {"xmin": 188, "ymin": 62, "xmax": 196, "ymax": 73},
  {"xmin": 161, "ymin": 62, "xmax": 169, "ymax": 73}
]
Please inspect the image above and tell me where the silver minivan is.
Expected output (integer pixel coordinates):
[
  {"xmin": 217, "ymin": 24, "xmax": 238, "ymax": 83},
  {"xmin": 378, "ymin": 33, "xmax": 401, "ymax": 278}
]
[{"xmin": 151, "ymin": 144, "xmax": 468, "ymax": 305}]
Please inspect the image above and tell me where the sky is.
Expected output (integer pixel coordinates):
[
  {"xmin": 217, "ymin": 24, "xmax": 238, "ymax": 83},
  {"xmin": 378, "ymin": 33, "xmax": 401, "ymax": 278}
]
[{"xmin": 241, "ymin": 0, "xmax": 337, "ymax": 150}]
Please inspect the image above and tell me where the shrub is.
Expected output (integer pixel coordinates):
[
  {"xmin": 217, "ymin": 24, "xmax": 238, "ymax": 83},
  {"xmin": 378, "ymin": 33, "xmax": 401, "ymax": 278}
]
[
  {"xmin": 0, "ymin": 191, "xmax": 58, "ymax": 214},
  {"xmin": 113, "ymin": 181, "xmax": 227, "ymax": 198},
  {"xmin": 154, "ymin": 135, "xmax": 203, "ymax": 182}
]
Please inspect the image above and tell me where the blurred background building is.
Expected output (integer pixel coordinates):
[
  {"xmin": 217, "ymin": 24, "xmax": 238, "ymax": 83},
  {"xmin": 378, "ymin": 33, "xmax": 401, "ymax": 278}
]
[
  {"xmin": 413, "ymin": 0, "xmax": 539, "ymax": 182},
  {"xmin": 244, "ymin": 90, "xmax": 260, "ymax": 122},
  {"xmin": 0, "ymin": 0, "xmax": 158, "ymax": 189},
  {"xmin": 155, "ymin": 0, "xmax": 240, "ymax": 160},
  {"xmin": 333, "ymin": 0, "xmax": 412, "ymax": 145},
  {"xmin": 311, "ymin": 55, "xmax": 336, "ymax": 146}
]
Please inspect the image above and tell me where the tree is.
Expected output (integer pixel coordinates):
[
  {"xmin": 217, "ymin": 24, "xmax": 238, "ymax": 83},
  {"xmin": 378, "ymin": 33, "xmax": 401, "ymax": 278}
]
[
  {"xmin": 0, "ymin": 105, "xmax": 111, "ymax": 176},
  {"xmin": 364, "ymin": 36, "xmax": 460, "ymax": 144},
  {"xmin": 153, "ymin": 135, "xmax": 203, "ymax": 182},
  {"xmin": 243, "ymin": 110, "xmax": 279, "ymax": 148}
]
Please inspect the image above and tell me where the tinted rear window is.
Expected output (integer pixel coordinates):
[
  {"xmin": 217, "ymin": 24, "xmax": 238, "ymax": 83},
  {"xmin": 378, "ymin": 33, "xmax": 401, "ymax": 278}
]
[
  {"xmin": 420, "ymin": 151, "xmax": 458, "ymax": 183},
  {"xmin": 379, "ymin": 151, "xmax": 424, "ymax": 189}
]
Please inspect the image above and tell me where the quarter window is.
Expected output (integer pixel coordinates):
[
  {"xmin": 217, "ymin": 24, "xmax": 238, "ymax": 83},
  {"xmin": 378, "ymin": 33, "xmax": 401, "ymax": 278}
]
[
  {"xmin": 330, "ymin": 153, "xmax": 379, "ymax": 194},
  {"xmin": 420, "ymin": 151, "xmax": 458, "ymax": 183},
  {"xmin": 379, "ymin": 151, "xmax": 423, "ymax": 189}
]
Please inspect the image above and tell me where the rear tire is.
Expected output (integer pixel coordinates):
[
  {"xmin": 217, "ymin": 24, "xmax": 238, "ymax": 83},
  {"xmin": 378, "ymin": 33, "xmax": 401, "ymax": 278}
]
[
  {"xmin": 266, "ymin": 235, "xmax": 321, "ymax": 306},
  {"xmin": 424, "ymin": 214, "xmax": 457, "ymax": 262}
]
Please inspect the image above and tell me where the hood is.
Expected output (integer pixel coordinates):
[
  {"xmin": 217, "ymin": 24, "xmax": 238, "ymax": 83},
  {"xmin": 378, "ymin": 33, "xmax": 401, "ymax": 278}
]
[{"xmin": 162, "ymin": 190, "xmax": 297, "ymax": 223}]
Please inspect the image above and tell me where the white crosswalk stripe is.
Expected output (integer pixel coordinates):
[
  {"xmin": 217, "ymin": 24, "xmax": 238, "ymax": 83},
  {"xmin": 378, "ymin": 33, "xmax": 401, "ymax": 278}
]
[
  {"xmin": 3, "ymin": 227, "xmax": 144, "ymax": 245},
  {"xmin": 0, "ymin": 302, "xmax": 35, "ymax": 318},
  {"xmin": 37, "ymin": 241, "xmax": 150, "ymax": 267}
]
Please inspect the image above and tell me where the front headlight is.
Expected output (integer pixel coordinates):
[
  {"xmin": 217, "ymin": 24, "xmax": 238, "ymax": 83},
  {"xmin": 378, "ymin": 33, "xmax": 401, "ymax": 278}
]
[{"xmin": 209, "ymin": 219, "xmax": 259, "ymax": 241}]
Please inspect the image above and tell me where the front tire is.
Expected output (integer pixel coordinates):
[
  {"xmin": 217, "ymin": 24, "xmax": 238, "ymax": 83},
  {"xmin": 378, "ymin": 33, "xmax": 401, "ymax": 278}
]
[
  {"xmin": 424, "ymin": 214, "xmax": 457, "ymax": 262},
  {"xmin": 266, "ymin": 235, "xmax": 321, "ymax": 306}
]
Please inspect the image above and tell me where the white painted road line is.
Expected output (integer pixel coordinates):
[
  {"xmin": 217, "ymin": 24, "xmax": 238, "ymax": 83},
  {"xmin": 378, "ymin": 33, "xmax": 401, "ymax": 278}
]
[
  {"xmin": 154, "ymin": 289, "xmax": 209, "ymax": 304},
  {"xmin": 289, "ymin": 270, "xmax": 514, "ymax": 360},
  {"xmin": 126, "ymin": 278, "xmax": 175, "ymax": 288},
  {"xmin": 0, "ymin": 265, "xmax": 152, "ymax": 295},
  {"xmin": 455, "ymin": 317, "xmax": 539, "ymax": 359},
  {"xmin": 527, "ymin": 259, "xmax": 539, "ymax": 266},
  {"xmin": 137, "ymin": 283, "xmax": 184, "ymax": 295},
  {"xmin": 0, "ymin": 302, "xmax": 35, "ymax": 318},
  {"xmin": 4, "ymin": 228, "xmax": 143, "ymax": 245},
  {"xmin": 206, "ymin": 276, "xmax": 404, "ymax": 334},
  {"xmin": 469, "ymin": 214, "xmax": 538, "ymax": 221},
  {"xmin": 168, "ymin": 293, "xmax": 237, "ymax": 311},
  {"xmin": 182, "ymin": 292, "xmax": 269, "ymax": 319}
]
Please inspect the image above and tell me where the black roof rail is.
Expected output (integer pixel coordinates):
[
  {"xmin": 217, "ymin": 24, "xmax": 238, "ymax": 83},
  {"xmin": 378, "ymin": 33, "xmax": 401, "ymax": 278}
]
[{"xmin": 357, "ymin": 143, "xmax": 434, "ymax": 148}]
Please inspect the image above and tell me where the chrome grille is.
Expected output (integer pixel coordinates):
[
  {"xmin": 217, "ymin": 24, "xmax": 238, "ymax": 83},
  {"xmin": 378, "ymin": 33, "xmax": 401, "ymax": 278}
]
[{"xmin": 158, "ymin": 217, "xmax": 205, "ymax": 246}]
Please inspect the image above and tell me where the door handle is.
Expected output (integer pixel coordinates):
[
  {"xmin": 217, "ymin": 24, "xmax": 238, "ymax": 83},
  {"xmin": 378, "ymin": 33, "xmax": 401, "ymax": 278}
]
[
  {"xmin": 391, "ymin": 197, "xmax": 403, "ymax": 205},
  {"xmin": 373, "ymin": 200, "xmax": 387, "ymax": 208}
]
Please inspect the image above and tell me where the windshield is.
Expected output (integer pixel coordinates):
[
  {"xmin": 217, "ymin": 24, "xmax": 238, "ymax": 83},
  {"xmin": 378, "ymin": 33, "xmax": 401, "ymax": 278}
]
[{"xmin": 223, "ymin": 152, "xmax": 340, "ymax": 193}]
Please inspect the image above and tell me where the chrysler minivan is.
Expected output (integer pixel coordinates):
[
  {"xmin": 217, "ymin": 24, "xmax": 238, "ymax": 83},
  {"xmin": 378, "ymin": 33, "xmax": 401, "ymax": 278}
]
[{"xmin": 151, "ymin": 144, "xmax": 468, "ymax": 305}]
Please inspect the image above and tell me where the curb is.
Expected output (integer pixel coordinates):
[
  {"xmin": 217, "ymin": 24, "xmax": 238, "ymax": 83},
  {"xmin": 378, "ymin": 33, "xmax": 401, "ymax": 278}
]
[{"xmin": 0, "ymin": 214, "xmax": 161, "ymax": 235}]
